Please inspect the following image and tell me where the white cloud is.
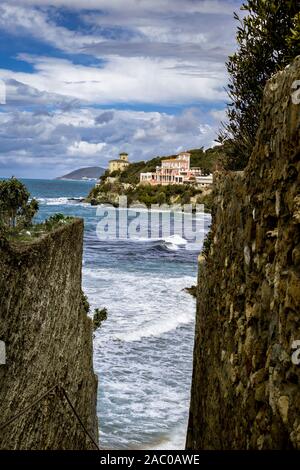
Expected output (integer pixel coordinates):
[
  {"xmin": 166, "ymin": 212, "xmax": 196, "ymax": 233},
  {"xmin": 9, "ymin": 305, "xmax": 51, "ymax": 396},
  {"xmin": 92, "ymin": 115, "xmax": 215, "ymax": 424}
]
[
  {"xmin": 0, "ymin": 1, "xmax": 238, "ymax": 57},
  {"xmin": 68, "ymin": 140, "xmax": 106, "ymax": 156},
  {"xmin": 14, "ymin": 0, "xmax": 238, "ymax": 15},
  {"xmin": 0, "ymin": 0, "xmax": 240, "ymax": 105},
  {"xmin": 0, "ymin": 106, "xmax": 220, "ymax": 178},
  {"xmin": 0, "ymin": 0, "xmax": 242, "ymax": 177},
  {"xmin": 3, "ymin": 78, "xmax": 80, "ymax": 108},
  {"xmin": 0, "ymin": 55, "xmax": 227, "ymax": 105},
  {"xmin": 210, "ymin": 109, "xmax": 227, "ymax": 122},
  {"xmin": 0, "ymin": 3, "xmax": 105, "ymax": 53}
]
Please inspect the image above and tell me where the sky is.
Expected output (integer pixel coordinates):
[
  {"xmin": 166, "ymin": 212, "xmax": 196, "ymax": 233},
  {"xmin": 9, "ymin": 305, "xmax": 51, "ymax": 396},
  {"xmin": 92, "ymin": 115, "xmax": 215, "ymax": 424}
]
[{"xmin": 0, "ymin": 0, "xmax": 243, "ymax": 179}]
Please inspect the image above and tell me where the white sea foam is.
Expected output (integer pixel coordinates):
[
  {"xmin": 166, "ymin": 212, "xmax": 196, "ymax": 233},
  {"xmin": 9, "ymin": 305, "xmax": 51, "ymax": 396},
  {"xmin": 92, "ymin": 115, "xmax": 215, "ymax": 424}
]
[
  {"xmin": 164, "ymin": 234, "xmax": 187, "ymax": 246},
  {"xmin": 83, "ymin": 266, "xmax": 195, "ymax": 343},
  {"xmin": 163, "ymin": 234, "xmax": 187, "ymax": 251},
  {"xmin": 114, "ymin": 309, "xmax": 193, "ymax": 342},
  {"xmin": 163, "ymin": 243, "xmax": 179, "ymax": 251},
  {"xmin": 83, "ymin": 262, "xmax": 196, "ymax": 450},
  {"xmin": 143, "ymin": 423, "xmax": 188, "ymax": 450},
  {"xmin": 120, "ymin": 235, "xmax": 202, "ymax": 252},
  {"xmin": 38, "ymin": 197, "xmax": 91, "ymax": 207},
  {"xmin": 81, "ymin": 208, "xmax": 203, "ymax": 450}
]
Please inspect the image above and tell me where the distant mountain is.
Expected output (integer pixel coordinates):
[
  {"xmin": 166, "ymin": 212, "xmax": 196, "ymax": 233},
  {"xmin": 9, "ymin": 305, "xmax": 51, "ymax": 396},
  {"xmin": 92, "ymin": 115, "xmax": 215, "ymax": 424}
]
[{"xmin": 56, "ymin": 166, "xmax": 105, "ymax": 181}]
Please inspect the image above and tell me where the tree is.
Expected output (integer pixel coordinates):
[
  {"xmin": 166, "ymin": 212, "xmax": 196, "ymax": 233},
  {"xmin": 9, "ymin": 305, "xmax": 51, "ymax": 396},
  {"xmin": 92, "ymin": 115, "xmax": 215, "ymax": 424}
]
[
  {"xmin": 0, "ymin": 178, "xmax": 39, "ymax": 229},
  {"xmin": 19, "ymin": 199, "xmax": 39, "ymax": 228},
  {"xmin": 219, "ymin": 0, "xmax": 300, "ymax": 169},
  {"xmin": 157, "ymin": 191, "xmax": 167, "ymax": 205},
  {"xmin": 201, "ymin": 167, "xmax": 211, "ymax": 176}
]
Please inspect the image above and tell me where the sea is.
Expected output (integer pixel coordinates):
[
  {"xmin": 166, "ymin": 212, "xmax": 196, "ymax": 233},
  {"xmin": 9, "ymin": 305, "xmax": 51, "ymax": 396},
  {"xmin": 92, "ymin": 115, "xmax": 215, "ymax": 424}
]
[{"xmin": 21, "ymin": 178, "xmax": 211, "ymax": 450}]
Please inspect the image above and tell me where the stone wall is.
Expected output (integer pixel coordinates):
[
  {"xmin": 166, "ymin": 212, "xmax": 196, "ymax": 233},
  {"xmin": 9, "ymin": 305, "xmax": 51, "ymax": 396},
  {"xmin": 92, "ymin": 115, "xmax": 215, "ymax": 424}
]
[
  {"xmin": 186, "ymin": 57, "xmax": 300, "ymax": 449},
  {"xmin": 0, "ymin": 219, "xmax": 98, "ymax": 449}
]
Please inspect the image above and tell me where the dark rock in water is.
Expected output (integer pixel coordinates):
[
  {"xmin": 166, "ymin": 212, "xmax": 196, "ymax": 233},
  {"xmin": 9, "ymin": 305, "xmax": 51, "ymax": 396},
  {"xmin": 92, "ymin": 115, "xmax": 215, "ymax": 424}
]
[
  {"xmin": 68, "ymin": 197, "xmax": 85, "ymax": 203},
  {"xmin": 184, "ymin": 285, "xmax": 197, "ymax": 298}
]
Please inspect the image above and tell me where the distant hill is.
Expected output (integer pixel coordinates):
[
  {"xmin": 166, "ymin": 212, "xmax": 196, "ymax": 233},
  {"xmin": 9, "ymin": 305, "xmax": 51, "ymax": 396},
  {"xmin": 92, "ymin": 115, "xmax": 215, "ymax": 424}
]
[{"xmin": 56, "ymin": 166, "xmax": 105, "ymax": 181}]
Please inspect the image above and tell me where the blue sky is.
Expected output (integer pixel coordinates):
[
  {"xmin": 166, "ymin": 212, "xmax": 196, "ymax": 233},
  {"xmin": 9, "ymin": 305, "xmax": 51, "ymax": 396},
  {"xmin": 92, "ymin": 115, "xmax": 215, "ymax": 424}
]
[{"xmin": 0, "ymin": 0, "xmax": 242, "ymax": 178}]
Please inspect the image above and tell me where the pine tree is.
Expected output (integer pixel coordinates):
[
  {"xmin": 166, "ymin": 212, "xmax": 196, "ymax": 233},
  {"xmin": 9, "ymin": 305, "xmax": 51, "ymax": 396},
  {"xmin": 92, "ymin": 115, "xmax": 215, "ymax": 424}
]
[{"xmin": 219, "ymin": 0, "xmax": 300, "ymax": 169}]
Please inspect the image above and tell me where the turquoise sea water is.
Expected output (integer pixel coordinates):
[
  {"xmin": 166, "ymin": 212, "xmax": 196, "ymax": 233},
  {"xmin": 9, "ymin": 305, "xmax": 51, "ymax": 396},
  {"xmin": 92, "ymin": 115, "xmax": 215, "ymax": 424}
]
[{"xmin": 19, "ymin": 178, "xmax": 210, "ymax": 450}]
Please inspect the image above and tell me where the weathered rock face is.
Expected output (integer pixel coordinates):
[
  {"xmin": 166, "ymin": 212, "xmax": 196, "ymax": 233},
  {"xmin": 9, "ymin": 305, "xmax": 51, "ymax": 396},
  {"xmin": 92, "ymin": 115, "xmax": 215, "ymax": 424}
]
[
  {"xmin": 187, "ymin": 57, "xmax": 300, "ymax": 449},
  {"xmin": 0, "ymin": 220, "xmax": 98, "ymax": 449}
]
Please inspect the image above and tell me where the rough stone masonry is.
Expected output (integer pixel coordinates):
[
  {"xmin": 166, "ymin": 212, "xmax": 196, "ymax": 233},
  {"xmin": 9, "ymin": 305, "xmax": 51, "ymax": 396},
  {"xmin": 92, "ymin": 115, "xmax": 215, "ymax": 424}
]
[
  {"xmin": 0, "ymin": 219, "xmax": 98, "ymax": 449},
  {"xmin": 187, "ymin": 57, "xmax": 300, "ymax": 449}
]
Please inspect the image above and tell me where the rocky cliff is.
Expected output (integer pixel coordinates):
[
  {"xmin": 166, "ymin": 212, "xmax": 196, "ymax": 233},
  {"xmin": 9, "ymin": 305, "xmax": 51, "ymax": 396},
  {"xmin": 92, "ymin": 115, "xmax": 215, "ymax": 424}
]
[
  {"xmin": 187, "ymin": 57, "xmax": 300, "ymax": 449},
  {"xmin": 0, "ymin": 219, "xmax": 98, "ymax": 449}
]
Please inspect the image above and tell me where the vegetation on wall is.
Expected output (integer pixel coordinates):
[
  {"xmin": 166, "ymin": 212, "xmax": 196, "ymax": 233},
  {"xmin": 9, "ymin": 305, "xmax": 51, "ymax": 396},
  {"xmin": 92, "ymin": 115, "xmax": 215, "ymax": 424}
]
[
  {"xmin": 81, "ymin": 292, "xmax": 91, "ymax": 315},
  {"xmin": 93, "ymin": 308, "xmax": 108, "ymax": 331},
  {"xmin": 219, "ymin": 0, "xmax": 300, "ymax": 169},
  {"xmin": 44, "ymin": 213, "xmax": 74, "ymax": 230},
  {"xmin": 201, "ymin": 230, "xmax": 213, "ymax": 260},
  {"xmin": 81, "ymin": 292, "xmax": 108, "ymax": 331}
]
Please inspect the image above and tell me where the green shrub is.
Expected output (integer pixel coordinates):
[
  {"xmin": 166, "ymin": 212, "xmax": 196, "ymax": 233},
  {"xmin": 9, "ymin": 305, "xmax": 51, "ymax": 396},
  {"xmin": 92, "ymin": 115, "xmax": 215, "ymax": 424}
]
[
  {"xmin": 109, "ymin": 170, "xmax": 121, "ymax": 178},
  {"xmin": 93, "ymin": 307, "xmax": 108, "ymax": 331},
  {"xmin": 44, "ymin": 213, "xmax": 72, "ymax": 230}
]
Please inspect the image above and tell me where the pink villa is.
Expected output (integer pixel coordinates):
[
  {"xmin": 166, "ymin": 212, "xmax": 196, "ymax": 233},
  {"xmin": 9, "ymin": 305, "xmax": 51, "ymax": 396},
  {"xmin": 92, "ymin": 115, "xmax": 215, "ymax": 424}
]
[{"xmin": 140, "ymin": 152, "xmax": 212, "ymax": 186}]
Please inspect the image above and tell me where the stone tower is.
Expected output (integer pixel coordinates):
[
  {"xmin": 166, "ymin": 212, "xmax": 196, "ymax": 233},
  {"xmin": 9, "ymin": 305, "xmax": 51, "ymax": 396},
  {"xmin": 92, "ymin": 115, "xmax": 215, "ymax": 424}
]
[{"xmin": 119, "ymin": 152, "xmax": 128, "ymax": 162}]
